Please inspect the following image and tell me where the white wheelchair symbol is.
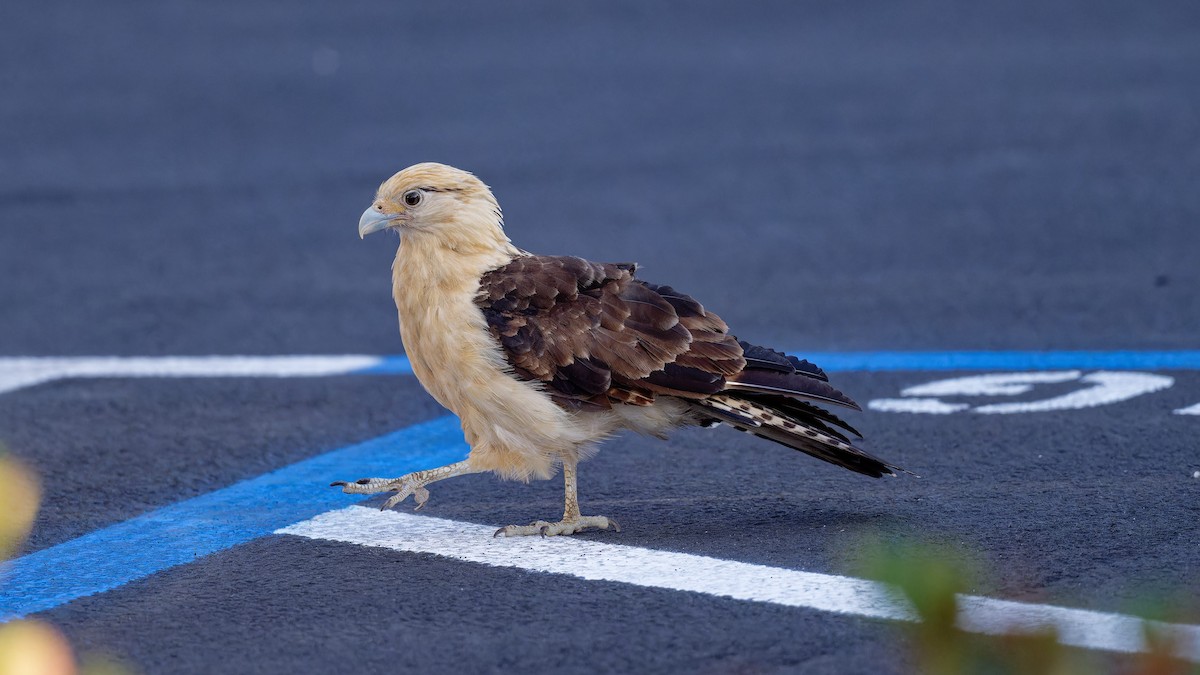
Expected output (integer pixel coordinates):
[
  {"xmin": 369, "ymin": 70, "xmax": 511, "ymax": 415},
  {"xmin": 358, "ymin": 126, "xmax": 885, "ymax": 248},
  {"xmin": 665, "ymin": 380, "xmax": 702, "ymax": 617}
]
[{"xmin": 868, "ymin": 371, "xmax": 1177, "ymax": 414}]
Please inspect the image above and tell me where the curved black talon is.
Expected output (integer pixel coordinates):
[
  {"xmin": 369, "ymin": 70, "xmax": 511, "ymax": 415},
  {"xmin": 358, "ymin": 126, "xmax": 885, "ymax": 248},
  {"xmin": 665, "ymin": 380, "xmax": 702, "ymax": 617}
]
[
  {"xmin": 608, "ymin": 518, "xmax": 622, "ymax": 533},
  {"xmin": 539, "ymin": 526, "xmax": 549, "ymax": 538},
  {"xmin": 493, "ymin": 526, "xmax": 509, "ymax": 538},
  {"xmin": 330, "ymin": 481, "xmax": 347, "ymax": 487}
]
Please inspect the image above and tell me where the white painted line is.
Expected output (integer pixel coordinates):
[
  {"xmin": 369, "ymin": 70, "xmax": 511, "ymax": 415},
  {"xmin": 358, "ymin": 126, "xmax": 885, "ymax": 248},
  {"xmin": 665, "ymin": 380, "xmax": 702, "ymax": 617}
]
[
  {"xmin": 1175, "ymin": 402, "xmax": 1200, "ymax": 416},
  {"xmin": 0, "ymin": 355, "xmax": 385, "ymax": 396},
  {"xmin": 279, "ymin": 506, "xmax": 1200, "ymax": 662}
]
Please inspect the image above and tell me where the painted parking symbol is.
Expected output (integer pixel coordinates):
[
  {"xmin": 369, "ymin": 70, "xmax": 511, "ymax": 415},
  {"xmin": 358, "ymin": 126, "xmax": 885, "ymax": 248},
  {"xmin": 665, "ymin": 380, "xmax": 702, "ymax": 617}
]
[{"xmin": 868, "ymin": 371, "xmax": 1175, "ymax": 414}]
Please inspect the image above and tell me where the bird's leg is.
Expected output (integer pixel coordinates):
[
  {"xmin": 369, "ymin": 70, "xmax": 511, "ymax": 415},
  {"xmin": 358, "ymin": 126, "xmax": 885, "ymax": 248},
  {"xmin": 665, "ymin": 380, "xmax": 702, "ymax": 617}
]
[
  {"xmin": 494, "ymin": 460, "xmax": 620, "ymax": 537},
  {"xmin": 331, "ymin": 460, "xmax": 478, "ymax": 511}
]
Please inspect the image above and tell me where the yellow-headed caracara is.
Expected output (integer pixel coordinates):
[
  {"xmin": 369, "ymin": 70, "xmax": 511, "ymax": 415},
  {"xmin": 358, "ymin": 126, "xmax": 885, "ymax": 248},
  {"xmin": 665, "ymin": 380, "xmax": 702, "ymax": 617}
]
[{"xmin": 334, "ymin": 163, "xmax": 906, "ymax": 536}]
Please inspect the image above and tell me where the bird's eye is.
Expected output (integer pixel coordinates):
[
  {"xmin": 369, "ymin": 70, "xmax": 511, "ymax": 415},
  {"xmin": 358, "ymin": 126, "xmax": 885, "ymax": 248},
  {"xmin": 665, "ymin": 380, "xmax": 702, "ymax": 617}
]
[{"xmin": 403, "ymin": 190, "xmax": 422, "ymax": 207}]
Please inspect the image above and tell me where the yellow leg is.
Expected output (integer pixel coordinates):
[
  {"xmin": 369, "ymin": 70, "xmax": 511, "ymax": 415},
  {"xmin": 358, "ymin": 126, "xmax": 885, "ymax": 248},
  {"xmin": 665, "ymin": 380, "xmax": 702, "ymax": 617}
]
[
  {"xmin": 494, "ymin": 460, "xmax": 620, "ymax": 537},
  {"xmin": 331, "ymin": 460, "xmax": 478, "ymax": 511}
]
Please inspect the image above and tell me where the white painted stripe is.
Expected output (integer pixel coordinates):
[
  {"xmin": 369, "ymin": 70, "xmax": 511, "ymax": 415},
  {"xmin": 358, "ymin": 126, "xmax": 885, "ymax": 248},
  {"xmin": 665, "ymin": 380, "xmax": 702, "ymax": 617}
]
[
  {"xmin": 0, "ymin": 355, "xmax": 383, "ymax": 395},
  {"xmin": 279, "ymin": 507, "xmax": 1200, "ymax": 662},
  {"xmin": 1174, "ymin": 402, "xmax": 1200, "ymax": 415}
]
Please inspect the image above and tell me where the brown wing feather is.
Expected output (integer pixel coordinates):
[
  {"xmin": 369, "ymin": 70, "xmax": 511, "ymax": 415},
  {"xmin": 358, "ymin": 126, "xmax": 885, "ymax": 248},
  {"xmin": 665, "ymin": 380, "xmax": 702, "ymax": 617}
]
[{"xmin": 475, "ymin": 255, "xmax": 745, "ymax": 410}]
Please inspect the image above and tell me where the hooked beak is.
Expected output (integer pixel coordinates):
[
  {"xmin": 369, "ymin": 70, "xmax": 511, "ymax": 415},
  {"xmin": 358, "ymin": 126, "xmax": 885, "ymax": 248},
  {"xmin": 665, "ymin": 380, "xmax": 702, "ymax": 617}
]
[{"xmin": 358, "ymin": 207, "xmax": 397, "ymax": 239}]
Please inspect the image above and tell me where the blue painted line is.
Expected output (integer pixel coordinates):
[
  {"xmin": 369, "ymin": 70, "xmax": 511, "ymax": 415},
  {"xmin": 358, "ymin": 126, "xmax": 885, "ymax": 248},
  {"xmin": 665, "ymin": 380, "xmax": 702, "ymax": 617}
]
[
  {"xmin": 795, "ymin": 351, "xmax": 1200, "ymax": 372},
  {"xmin": 0, "ymin": 415, "xmax": 467, "ymax": 621},
  {"xmin": 354, "ymin": 355, "xmax": 413, "ymax": 375},
  {"xmin": 351, "ymin": 351, "xmax": 1200, "ymax": 376}
]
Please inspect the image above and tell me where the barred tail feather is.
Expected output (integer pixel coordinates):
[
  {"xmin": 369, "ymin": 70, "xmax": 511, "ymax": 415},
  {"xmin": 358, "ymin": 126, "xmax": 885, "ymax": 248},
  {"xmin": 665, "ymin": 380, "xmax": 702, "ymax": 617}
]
[
  {"xmin": 741, "ymin": 395, "xmax": 864, "ymax": 441},
  {"xmin": 695, "ymin": 395, "xmax": 906, "ymax": 478},
  {"xmin": 725, "ymin": 369, "xmax": 861, "ymax": 410}
]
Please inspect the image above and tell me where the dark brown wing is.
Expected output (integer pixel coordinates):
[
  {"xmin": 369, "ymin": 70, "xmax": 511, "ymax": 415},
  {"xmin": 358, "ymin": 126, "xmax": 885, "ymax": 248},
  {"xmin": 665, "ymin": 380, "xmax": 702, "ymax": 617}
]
[
  {"xmin": 475, "ymin": 255, "xmax": 744, "ymax": 410},
  {"xmin": 476, "ymin": 254, "xmax": 907, "ymax": 477}
]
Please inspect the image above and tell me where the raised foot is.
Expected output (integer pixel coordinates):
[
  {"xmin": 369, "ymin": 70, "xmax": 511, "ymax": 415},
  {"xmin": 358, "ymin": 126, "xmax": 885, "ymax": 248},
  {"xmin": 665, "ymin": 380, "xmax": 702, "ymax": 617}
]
[
  {"xmin": 493, "ymin": 516, "xmax": 621, "ymax": 538},
  {"xmin": 329, "ymin": 475, "xmax": 432, "ymax": 511}
]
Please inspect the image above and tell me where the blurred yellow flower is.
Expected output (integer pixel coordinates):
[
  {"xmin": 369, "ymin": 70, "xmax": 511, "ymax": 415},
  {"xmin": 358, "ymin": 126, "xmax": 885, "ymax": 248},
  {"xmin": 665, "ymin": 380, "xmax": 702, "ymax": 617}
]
[
  {"xmin": 0, "ymin": 451, "xmax": 40, "ymax": 561},
  {"xmin": 0, "ymin": 620, "xmax": 76, "ymax": 675}
]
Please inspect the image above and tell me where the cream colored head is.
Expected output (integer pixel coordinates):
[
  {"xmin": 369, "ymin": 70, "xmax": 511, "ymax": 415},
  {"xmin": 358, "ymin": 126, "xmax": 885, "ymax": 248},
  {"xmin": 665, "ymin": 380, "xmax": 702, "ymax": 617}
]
[{"xmin": 358, "ymin": 162, "xmax": 509, "ymax": 253}]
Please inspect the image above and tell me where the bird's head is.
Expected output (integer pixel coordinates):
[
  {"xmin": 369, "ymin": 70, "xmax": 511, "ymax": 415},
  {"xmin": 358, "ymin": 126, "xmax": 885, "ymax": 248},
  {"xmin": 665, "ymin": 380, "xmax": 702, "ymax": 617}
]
[{"xmin": 358, "ymin": 163, "xmax": 509, "ymax": 253}]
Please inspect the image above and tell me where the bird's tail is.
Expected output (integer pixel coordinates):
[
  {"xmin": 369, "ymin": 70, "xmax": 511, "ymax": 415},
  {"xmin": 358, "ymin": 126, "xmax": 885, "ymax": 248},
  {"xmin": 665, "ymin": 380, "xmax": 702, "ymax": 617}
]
[{"xmin": 691, "ymin": 393, "xmax": 907, "ymax": 478}]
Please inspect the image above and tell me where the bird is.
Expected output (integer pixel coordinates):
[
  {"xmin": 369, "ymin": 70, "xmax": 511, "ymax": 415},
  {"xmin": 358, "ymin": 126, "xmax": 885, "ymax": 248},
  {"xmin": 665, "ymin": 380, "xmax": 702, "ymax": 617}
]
[{"xmin": 333, "ymin": 162, "xmax": 907, "ymax": 537}]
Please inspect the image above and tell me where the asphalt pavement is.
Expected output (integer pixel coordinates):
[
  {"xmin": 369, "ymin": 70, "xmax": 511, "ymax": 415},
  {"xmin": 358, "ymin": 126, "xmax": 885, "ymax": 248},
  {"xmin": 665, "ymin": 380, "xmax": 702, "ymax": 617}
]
[{"xmin": 2, "ymin": 0, "xmax": 1199, "ymax": 673}]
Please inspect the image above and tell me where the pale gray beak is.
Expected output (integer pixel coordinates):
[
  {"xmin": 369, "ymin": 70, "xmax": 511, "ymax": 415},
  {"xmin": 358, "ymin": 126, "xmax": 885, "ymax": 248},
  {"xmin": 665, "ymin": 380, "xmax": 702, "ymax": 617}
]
[{"xmin": 358, "ymin": 207, "xmax": 395, "ymax": 239}]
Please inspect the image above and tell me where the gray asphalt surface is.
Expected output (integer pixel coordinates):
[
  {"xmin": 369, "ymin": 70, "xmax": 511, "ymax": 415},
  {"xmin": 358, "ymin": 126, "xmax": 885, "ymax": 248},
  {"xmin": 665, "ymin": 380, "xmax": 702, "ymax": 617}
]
[{"xmin": 2, "ymin": 0, "xmax": 1199, "ymax": 673}]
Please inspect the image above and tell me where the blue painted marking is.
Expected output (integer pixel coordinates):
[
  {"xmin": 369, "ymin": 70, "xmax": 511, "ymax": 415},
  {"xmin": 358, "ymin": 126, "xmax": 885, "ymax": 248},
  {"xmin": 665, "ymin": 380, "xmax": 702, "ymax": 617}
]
[
  {"xmin": 353, "ymin": 355, "xmax": 413, "ymax": 375},
  {"xmin": 5, "ymin": 349, "xmax": 1200, "ymax": 620},
  {"xmin": 352, "ymin": 352, "xmax": 1200, "ymax": 376},
  {"xmin": 0, "ymin": 416, "xmax": 467, "ymax": 621},
  {"xmin": 796, "ymin": 351, "xmax": 1200, "ymax": 372}
]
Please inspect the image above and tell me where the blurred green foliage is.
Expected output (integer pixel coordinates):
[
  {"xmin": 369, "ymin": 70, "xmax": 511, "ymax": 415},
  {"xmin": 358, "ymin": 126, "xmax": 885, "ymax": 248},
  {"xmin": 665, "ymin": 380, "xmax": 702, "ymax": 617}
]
[{"xmin": 857, "ymin": 534, "xmax": 1198, "ymax": 675}]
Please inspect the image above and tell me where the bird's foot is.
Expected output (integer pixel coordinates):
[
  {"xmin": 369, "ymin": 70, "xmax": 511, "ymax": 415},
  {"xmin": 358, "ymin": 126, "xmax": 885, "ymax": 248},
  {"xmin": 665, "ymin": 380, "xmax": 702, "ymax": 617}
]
[
  {"xmin": 330, "ymin": 474, "xmax": 432, "ymax": 511},
  {"xmin": 493, "ymin": 515, "xmax": 620, "ymax": 538}
]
